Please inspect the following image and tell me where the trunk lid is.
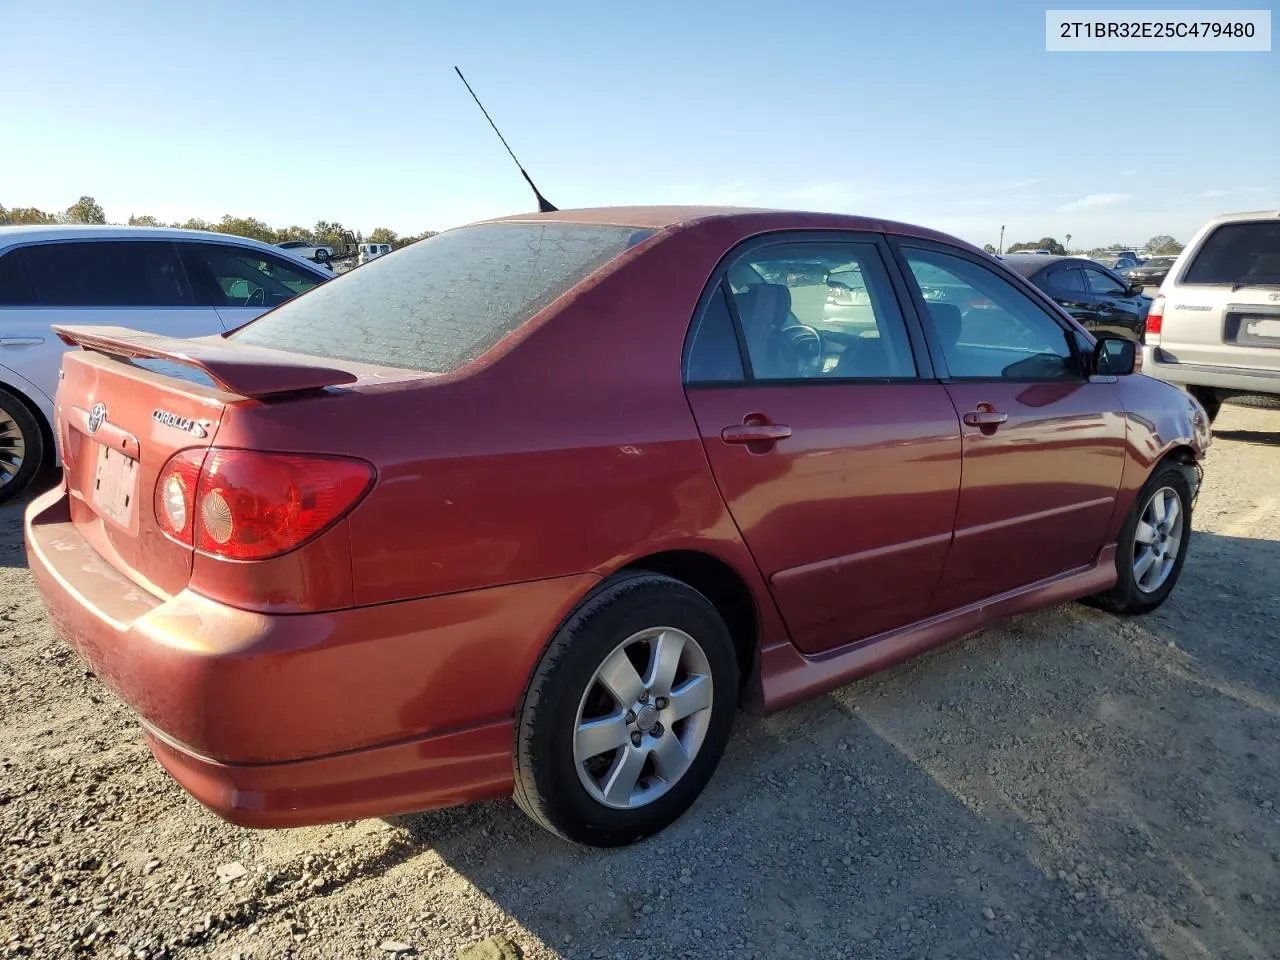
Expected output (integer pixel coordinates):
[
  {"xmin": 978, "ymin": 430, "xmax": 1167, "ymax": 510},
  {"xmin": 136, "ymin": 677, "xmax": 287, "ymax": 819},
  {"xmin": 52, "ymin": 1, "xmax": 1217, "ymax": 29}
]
[{"xmin": 53, "ymin": 325, "xmax": 359, "ymax": 597}]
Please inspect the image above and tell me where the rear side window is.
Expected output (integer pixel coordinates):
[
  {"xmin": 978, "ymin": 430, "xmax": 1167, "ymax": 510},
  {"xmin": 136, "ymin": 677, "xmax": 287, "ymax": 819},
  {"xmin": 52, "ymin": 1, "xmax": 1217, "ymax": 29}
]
[
  {"xmin": 21, "ymin": 241, "xmax": 195, "ymax": 307},
  {"xmin": 182, "ymin": 243, "xmax": 323, "ymax": 308},
  {"xmin": 233, "ymin": 222, "xmax": 654, "ymax": 372},
  {"xmin": 1182, "ymin": 221, "xmax": 1280, "ymax": 285},
  {"xmin": 0, "ymin": 250, "xmax": 37, "ymax": 306}
]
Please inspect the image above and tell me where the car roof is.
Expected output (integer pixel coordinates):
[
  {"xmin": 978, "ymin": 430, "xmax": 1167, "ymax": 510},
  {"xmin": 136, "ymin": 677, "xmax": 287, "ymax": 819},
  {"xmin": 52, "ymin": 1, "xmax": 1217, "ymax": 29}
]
[
  {"xmin": 1196, "ymin": 209, "xmax": 1280, "ymax": 227},
  {"xmin": 0, "ymin": 223, "xmax": 293, "ymax": 255},
  {"xmin": 477, "ymin": 205, "xmax": 975, "ymax": 247},
  {"xmin": 999, "ymin": 253, "xmax": 1074, "ymax": 277}
]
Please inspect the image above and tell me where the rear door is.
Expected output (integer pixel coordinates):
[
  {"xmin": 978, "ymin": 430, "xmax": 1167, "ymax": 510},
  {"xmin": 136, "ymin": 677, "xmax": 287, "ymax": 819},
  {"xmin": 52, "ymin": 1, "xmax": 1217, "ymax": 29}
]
[
  {"xmin": 682, "ymin": 233, "xmax": 962, "ymax": 655},
  {"xmin": 6, "ymin": 240, "xmax": 222, "ymax": 403},
  {"xmin": 1080, "ymin": 262, "xmax": 1147, "ymax": 340},
  {"xmin": 179, "ymin": 241, "xmax": 327, "ymax": 332},
  {"xmin": 1159, "ymin": 219, "xmax": 1280, "ymax": 371},
  {"xmin": 1040, "ymin": 261, "xmax": 1100, "ymax": 329},
  {"xmin": 894, "ymin": 241, "xmax": 1127, "ymax": 613}
]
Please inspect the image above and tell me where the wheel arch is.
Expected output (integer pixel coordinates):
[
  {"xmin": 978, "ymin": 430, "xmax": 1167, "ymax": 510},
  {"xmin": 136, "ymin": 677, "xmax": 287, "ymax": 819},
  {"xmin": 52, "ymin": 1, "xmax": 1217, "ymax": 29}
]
[
  {"xmin": 621, "ymin": 549, "xmax": 762, "ymax": 705},
  {"xmin": 0, "ymin": 371, "xmax": 56, "ymax": 469}
]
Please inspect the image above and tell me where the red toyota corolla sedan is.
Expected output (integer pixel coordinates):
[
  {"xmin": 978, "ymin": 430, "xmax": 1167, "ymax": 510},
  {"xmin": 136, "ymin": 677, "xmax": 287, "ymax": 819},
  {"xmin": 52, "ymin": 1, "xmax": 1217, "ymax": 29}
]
[{"xmin": 25, "ymin": 207, "xmax": 1210, "ymax": 847}]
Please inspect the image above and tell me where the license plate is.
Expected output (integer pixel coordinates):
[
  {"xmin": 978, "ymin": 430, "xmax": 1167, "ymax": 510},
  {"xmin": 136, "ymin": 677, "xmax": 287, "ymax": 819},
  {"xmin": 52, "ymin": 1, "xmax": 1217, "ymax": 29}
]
[
  {"xmin": 92, "ymin": 443, "xmax": 139, "ymax": 528},
  {"xmin": 1245, "ymin": 318, "xmax": 1280, "ymax": 339}
]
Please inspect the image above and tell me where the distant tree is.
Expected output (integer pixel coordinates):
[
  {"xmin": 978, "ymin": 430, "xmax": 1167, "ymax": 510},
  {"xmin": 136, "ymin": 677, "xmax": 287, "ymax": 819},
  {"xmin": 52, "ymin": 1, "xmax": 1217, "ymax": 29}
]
[
  {"xmin": 274, "ymin": 224, "xmax": 313, "ymax": 243},
  {"xmin": 1007, "ymin": 237, "xmax": 1066, "ymax": 255},
  {"xmin": 394, "ymin": 230, "xmax": 438, "ymax": 249},
  {"xmin": 63, "ymin": 195, "xmax": 106, "ymax": 224},
  {"xmin": 215, "ymin": 215, "xmax": 275, "ymax": 243},
  {"xmin": 1144, "ymin": 234, "xmax": 1182, "ymax": 255},
  {"xmin": 3, "ymin": 205, "xmax": 58, "ymax": 225},
  {"xmin": 369, "ymin": 226, "xmax": 399, "ymax": 246},
  {"xmin": 982, "ymin": 243, "xmax": 996, "ymax": 254},
  {"xmin": 128, "ymin": 214, "xmax": 162, "ymax": 227},
  {"xmin": 171, "ymin": 217, "xmax": 212, "ymax": 231},
  {"xmin": 313, "ymin": 220, "xmax": 350, "ymax": 250}
]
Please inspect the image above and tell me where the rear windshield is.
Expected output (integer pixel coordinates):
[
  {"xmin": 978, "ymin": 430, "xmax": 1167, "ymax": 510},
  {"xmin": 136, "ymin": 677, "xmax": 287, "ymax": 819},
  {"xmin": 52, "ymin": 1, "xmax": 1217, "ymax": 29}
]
[
  {"xmin": 1182, "ymin": 221, "xmax": 1280, "ymax": 285},
  {"xmin": 232, "ymin": 222, "xmax": 655, "ymax": 372}
]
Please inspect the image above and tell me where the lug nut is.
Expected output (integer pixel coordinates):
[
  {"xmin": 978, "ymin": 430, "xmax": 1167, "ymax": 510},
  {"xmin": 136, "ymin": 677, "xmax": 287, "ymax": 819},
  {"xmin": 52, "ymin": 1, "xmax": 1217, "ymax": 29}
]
[
  {"xmin": 625, "ymin": 710, "xmax": 636, "ymax": 724},
  {"xmin": 650, "ymin": 722, "xmax": 664, "ymax": 737},
  {"xmin": 654, "ymin": 697, "xmax": 669, "ymax": 710},
  {"xmin": 630, "ymin": 732, "xmax": 642, "ymax": 747},
  {"xmin": 639, "ymin": 691, "xmax": 649, "ymax": 703}
]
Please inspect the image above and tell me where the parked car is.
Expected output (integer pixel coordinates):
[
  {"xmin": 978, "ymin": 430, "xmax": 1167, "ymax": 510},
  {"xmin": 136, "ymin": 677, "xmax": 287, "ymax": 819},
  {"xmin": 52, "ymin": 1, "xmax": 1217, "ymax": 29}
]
[
  {"xmin": 276, "ymin": 239, "xmax": 335, "ymax": 265},
  {"xmin": 357, "ymin": 242, "xmax": 392, "ymax": 265},
  {"xmin": 994, "ymin": 254, "xmax": 1151, "ymax": 341},
  {"xmin": 0, "ymin": 225, "xmax": 333, "ymax": 502},
  {"xmin": 25, "ymin": 207, "xmax": 1209, "ymax": 847},
  {"xmin": 1125, "ymin": 256, "xmax": 1178, "ymax": 289},
  {"xmin": 1142, "ymin": 209, "xmax": 1280, "ymax": 421}
]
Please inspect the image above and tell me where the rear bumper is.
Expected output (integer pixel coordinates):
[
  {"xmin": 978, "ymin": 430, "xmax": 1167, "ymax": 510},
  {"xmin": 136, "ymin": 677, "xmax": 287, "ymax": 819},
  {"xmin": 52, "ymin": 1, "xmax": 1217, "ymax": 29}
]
[
  {"xmin": 23, "ymin": 484, "xmax": 598, "ymax": 825},
  {"xmin": 1140, "ymin": 346, "xmax": 1280, "ymax": 396}
]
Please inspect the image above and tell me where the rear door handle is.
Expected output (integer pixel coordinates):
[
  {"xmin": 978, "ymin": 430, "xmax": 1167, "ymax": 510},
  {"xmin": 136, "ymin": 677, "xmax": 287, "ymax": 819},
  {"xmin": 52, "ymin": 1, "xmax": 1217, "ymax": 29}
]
[
  {"xmin": 0, "ymin": 337, "xmax": 45, "ymax": 346},
  {"xmin": 721, "ymin": 423, "xmax": 792, "ymax": 444},
  {"xmin": 963, "ymin": 409, "xmax": 1008, "ymax": 426}
]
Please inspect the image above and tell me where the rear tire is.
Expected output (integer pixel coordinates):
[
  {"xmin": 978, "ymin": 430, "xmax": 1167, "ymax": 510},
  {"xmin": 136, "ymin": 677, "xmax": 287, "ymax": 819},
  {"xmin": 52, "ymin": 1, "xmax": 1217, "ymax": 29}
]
[
  {"xmin": 1089, "ymin": 463, "xmax": 1192, "ymax": 616},
  {"xmin": 0, "ymin": 386, "xmax": 43, "ymax": 506},
  {"xmin": 315, "ymin": 248, "xmax": 330, "ymax": 263},
  {"xmin": 513, "ymin": 571, "xmax": 739, "ymax": 847},
  {"xmin": 1226, "ymin": 393, "xmax": 1280, "ymax": 411}
]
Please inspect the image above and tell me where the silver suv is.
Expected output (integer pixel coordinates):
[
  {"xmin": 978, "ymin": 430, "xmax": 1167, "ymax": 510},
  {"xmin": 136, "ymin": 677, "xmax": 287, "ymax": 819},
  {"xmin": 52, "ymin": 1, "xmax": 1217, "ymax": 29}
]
[{"xmin": 1142, "ymin": 210, "xmax": 1280, "ymax": 422}]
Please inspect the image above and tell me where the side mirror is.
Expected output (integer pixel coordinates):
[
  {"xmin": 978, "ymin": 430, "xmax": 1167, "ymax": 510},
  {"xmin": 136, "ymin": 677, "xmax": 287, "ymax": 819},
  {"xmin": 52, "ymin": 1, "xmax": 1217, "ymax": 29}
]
[
  {"xmin": 1125, "ymin": 282, "xmax": 1145, "ymax": 297},
  {"xmin": 1093, "ymin": 336, "xmax": 1136, "ymax": 376}
]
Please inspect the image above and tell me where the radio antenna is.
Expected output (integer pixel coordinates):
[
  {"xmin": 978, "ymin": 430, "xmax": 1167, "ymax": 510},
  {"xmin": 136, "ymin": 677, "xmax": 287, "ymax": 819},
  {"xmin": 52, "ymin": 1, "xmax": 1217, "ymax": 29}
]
[{"xmin": 454, "ymin": 66, "xmax": 558, "ymax": 213}]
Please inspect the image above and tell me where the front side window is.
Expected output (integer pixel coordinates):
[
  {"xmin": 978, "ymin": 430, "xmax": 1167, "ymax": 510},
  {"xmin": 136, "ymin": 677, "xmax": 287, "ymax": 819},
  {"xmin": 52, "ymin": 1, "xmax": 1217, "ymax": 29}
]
[
  {"xmin": 904, "ymin": 248, "xmax": 1079, "ymax": 381},
  {"xmin": 1182, "ymin": 221, "xmax": 1280, "ymax": 286},
  {"xmin": 0, "ymin": 250, "xmax": 37, "ymax": 306},
  {"xmin": 20, "ymin": 240, "xmax": 194, "ymax": 308},
  {"xmin": 232, "ymin": 222, "xmax": 654, "ymax": 373},
  {"xmin": 187, "ymin": 244, "xmax": 323, "ymax": 307},
  {"xmin": 721, "ymin": 241, "xmax": 916, "ymax": 380}
]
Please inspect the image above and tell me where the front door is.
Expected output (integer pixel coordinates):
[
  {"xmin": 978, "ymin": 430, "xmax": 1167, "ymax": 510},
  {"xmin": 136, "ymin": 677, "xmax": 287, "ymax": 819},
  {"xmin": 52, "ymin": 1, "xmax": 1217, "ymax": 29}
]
[
  {"xmin": 682, "ymin": 235, "xmax": 962, "ymax": 655},
  {"xmin": 897, "ymin": 243, "xmax": 1127, "ymax": 613}
]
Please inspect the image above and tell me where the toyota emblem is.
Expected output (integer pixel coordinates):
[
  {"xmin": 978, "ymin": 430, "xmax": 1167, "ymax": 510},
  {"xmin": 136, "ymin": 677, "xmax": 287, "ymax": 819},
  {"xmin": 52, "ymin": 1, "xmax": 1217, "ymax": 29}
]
[{"xmin": 86, "ymin": 402, "xmax": 107, "ymax": 435}]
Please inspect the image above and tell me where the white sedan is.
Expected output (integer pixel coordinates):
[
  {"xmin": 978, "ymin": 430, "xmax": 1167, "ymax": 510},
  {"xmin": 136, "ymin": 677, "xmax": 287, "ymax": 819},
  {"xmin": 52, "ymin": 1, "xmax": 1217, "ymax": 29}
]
[{"xmin": 276, "ymin": 239, "xmax": 335, "ymax": 264}]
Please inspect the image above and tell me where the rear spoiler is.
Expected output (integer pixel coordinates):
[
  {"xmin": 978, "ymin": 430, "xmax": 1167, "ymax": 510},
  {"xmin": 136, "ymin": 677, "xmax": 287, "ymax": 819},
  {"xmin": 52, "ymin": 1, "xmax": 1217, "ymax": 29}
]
[{"xmin": 52, "ymin": 325, "xmax": 358, "ymax": 399}]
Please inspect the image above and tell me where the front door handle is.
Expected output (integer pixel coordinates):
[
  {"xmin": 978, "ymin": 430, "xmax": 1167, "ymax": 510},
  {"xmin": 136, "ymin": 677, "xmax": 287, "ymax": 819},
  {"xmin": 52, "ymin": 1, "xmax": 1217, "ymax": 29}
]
[
  {"xmin": 721, "ymin": 422, "xmax": 793, "ymax": 444},
  {"xmin": 0, "ymin": 336, "xmax": 45, "ymax": 346},
  {"xmin": 962, "ymin": 408, "xmax": 1008, "ymax": 427}
]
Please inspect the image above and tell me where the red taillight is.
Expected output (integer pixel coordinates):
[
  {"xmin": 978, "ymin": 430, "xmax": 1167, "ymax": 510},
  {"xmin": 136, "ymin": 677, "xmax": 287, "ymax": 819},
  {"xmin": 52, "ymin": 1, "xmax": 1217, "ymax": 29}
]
[
  {"xmin": 156, "ymin": 449, "xmax": 205, "ymax": 544},
  {"xmin": 1146, "ymin": 294, "xmax": 1165, "ymax": 336},
  {"xmin": 155, "ymin": 449, "xmax": 373, "ymax": 560}
]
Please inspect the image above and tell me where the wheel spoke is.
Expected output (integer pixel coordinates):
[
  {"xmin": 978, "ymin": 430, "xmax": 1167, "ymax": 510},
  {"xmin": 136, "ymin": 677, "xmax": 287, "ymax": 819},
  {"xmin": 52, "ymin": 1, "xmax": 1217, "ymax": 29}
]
[
  {"xmin": 650, "ymin": 734, "xmax": 691, "ymax": 783},
  {"xmin": 1150, "ymin": 491, "xmax": 1167, "ymax": 525},
  {"xmin": 601, "ymin": 744, "xmax": 647, "ymax": 806},
  {"xmin": 1134, "ymin": 520, "xmax": 1157, "ymax": 544},
  {"xmin": 1162, "ymin": 497, "xmax": 1180, "ymax": 533},
  {"xmin": 645, "ymin": 630, "xmax": 686, "ymax": 698},
  {"xmin": 666, "ymin": 674, "xmax": 712, "ymax": 722},
  {"xmin": 0, "ymin": 458, "xmax": 17, "ymax": 481},
  {"xmin": 575, "ymin": 712, "xmax": 630, "ymax": 762},
  {"xmin": 1133, "ymin": 547, "xmax": 1157, "ymax": 583},
  {"xmin": 596, "ymin": 646, "xmax": 647, "ymax": 706}
]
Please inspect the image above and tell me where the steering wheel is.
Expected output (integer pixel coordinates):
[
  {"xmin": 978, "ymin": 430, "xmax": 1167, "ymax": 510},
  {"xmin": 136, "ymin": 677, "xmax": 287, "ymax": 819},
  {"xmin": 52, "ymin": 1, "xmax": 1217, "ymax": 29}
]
[
  {"xmin": 786, "ymin": 323, "xmax": 824, "ymax": 375},
  {"xmin": 246, "ymin": 287, "xmax": 267, "ymax": 307}
]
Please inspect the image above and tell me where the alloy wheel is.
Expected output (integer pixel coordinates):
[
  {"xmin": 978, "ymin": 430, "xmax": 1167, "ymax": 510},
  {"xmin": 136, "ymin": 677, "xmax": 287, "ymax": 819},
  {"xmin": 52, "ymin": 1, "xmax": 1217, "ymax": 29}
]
[{"xmin": 1132, "ymin": 486, "xmax": 1184, "ymax": 593}]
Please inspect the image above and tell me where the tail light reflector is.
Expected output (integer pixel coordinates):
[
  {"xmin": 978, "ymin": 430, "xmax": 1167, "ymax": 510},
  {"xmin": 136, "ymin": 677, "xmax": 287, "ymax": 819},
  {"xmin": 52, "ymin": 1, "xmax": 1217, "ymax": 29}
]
[
  {"xmin": 155, "ymin": 449, "xmax": 373, "ymax": 560},
  {"xmin": 1145, "ymin": 294, "xmax": 1165, "ymax": 337}
]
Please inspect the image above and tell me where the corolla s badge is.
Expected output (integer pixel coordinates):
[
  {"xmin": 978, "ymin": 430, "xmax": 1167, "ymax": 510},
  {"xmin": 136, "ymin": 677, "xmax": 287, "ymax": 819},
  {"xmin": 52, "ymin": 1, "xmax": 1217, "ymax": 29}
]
[
  {"xmin": 86, "ymin": 403, "xmax": 107, "ymax": 436},
  {"xmin": 152, "ymin": 409, "xmax": 210, "ymax": 439}
]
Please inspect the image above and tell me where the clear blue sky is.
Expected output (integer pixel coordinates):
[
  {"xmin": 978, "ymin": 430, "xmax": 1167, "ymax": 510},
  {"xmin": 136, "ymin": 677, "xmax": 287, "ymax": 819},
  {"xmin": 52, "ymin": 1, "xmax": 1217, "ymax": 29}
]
[{"xmin": 1, "ymin": 0, "xmax": 1275, "ymax": 249}]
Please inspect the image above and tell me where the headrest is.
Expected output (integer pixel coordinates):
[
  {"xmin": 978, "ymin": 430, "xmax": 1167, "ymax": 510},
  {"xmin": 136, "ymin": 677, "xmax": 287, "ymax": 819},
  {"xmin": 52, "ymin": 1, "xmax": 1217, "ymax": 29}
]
[
  {"xmin": 735, "ymin": 283, "xmax": 792, "ymax": 332},
  {"xmin": 928, "ymin": 302, "xmax": 963, "ymax": 349}
]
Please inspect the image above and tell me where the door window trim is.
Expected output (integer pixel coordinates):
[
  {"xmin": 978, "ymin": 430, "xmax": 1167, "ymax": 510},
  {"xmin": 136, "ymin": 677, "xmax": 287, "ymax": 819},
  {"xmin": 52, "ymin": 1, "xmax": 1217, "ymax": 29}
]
[
  {"xmin": 682, "ymin": 230, "xmax": 937, "ymax": 387},
  {"xmin": 888, "ymin": 237, "xmax": 1092, "ymax": 384}
]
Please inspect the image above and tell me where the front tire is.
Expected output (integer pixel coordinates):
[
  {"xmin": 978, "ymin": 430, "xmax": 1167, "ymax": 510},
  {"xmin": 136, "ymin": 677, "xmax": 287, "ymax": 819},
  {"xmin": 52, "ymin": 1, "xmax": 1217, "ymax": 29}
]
[
  {"xmin": 314, "ymin": 249, "xmax": 330, "ymax": 263},
  {"xmin": 0, "ymin": 386, "xmax": 43, "ymax": 505},
  {"xmin": 1090, "ymin": 463, "xmax": 1192, "ymax": 615},
  {"xmin": 1187, "ymin": 386, "xmax": 1222, "ymax": 423},
  {"xmin": 513, "ymin": 572, "xmax": 739, "ymax": 847}
]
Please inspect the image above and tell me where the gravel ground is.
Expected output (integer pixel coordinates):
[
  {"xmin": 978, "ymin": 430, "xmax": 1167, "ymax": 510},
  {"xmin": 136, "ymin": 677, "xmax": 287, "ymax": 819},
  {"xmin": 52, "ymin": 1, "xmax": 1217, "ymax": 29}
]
[{"xmin": 2, "ymin": 404, "xmax": 1278, "ymax": 960}]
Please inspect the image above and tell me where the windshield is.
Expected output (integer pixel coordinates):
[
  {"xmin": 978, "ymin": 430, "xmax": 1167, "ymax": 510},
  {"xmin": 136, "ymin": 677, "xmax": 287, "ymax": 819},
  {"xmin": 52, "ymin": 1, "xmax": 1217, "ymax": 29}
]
[
  {"xmin": 1182, "ymin": 221, "xmax": 1280, "ymax": 285},
  {"xmin": 231, "ymin": 221, "xmax": 655, "ymax": 372}
]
